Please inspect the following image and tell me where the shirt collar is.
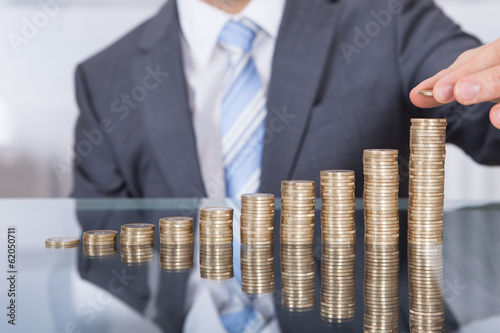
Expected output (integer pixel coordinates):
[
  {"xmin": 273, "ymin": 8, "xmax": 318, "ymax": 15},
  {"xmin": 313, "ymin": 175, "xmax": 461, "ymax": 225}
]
[{"xmin": 177, "ymin": 0, "xmax": 286, "ymax": 68}]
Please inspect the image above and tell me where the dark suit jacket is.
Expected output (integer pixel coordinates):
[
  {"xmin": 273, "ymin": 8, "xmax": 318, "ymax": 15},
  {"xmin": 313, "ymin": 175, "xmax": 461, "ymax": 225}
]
[{"xmin": 72, "ymin": 0, "xmax": 500, "ymax": 199}]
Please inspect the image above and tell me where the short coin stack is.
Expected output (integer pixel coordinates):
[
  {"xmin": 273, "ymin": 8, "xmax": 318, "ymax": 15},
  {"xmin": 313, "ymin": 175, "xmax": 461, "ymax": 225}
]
[
  {"xmin": 45, "ymin": 237, "xmax": 80, "ymax": 249},
  {"xmin": 121, "ymin": 244, "xmax": 155, "ymax": 265},
  {"xmin": 408, "ymin": 118, "xmax": 447, "ymax": 332},
  {"xmin": 84, "ymin": 244, "xmax": 117, "ymax": 257},
  {"xmin": 120, "ymin": 223, "xmax": 156, "ymax": 265},
  {"xmin": 280, "ymin": 180, "xmax": 316, "ymax": 310},
  {"xmin": 320, "ymin": 170, "xmax": 356, "ymax": 322},
  {"xmin": 281, "ymin": 181, "xmax": 315, "ymax": 245},
  {"xmin": 363, "ymin": 149, "xmax": 400, "ymax": 332},
  {"xmin": 82, "ymin": 230, "xmax": 118, "ymax": 257},
  {"xmin": 120, "ymin": 223, "xmax": 155, "ymax": 246},
  {"xmin": 199, "ymin": 207, "xmax": 234, "ymax": 280},
  {"xmin": 160, "ymin": 243, "xmax": 194, "ymax": 271},
  {"xmin": 240, "ymin": 193, "xmax": 275, "ymax": 293},
  {"xmin": 159, "ymin": 217, "xmax": 194, "ymax": 271}
]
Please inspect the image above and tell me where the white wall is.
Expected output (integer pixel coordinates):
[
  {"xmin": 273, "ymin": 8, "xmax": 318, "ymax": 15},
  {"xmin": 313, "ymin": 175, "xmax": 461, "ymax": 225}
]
[
  {"xmin": 0, "ymin": 0, "xmax": 499, "ymax": 198},
  {"xmin": 0, "ymin": 0, "xmax": 165, "ymax": 197}
]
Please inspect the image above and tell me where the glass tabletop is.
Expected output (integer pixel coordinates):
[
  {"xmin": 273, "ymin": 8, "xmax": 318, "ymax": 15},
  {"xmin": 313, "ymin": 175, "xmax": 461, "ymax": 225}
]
[{"xmin": 0, "ymin": 198, "xmax": 499, "ymax": 333}]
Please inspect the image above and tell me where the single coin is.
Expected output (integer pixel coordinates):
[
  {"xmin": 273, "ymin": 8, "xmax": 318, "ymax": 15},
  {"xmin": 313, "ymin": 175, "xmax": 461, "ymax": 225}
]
[
  {"xmin": 418, "ymin": 90, "xmax": 434, "ymax": 97},
  {"xmin": 412, "ymin": 118, "xmax": 446, "ymax": 124},
  {"xmin": 120, "ymin": 234, "xmax": 155, "ymax": 240},
  {"xmin": 281, "ymin": 180, "xmax": 315, "ymax": 186},
  {"xmin": 121, "ymin": 223, "xmax": 155, "ymax": 232},
  {"xmin": 160, "ymin": 216, "xmax": 193, "ymax": 223},
  {"xmin": 241, "ymin": 193, "xmax": 275, "ymax": 199},
  {"xmin": 84, "ymin": 230, "xmax": 117, "ymax": 237}
]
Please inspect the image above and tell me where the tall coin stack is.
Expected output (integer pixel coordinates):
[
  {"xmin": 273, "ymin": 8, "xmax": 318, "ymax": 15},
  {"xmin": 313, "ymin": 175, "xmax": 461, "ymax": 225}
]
[
  {"xmin": 408, "ymin": 118, "xmax": 447, "ymax": 332},
  {"xmin": 159, "ymin": 217, "xmax": 194, "ymax": 271},
  {"xmin": 280, "ymin": 180, "xmax": 316, "ymax": 310},
  {"xmin": 363, "ymin": 149, "xmax": 400, "ymax": 332},
  {"xmin": 320, "ymin": 170, "xmax": 356, "ymax": 322},
  {"xmin": 83, "ymin": 230, "xmax": 118, "ymax": 257},
  {"xmin": 199, "ymin": 207, "xmax": 234, "ymax": 280},
  {"xmin": 240, "ymin": 193, "xmax": 275, "ymax": 294},
  {"xmin": 120, "ymin": 223, "xmax": 155, "ymax": 265}
]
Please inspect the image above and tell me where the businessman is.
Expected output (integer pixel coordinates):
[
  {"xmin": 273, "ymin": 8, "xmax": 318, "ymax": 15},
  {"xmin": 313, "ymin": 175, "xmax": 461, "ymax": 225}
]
[{"xmin": 72, "ymin": 0, "xmax": 500, "ymax": 199}]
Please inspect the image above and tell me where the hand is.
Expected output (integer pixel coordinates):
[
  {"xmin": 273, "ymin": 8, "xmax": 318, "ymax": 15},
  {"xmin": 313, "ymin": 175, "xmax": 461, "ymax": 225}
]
[{"xmin": 410, "ymin": 38, "xmax": 500, "ymax": 129}]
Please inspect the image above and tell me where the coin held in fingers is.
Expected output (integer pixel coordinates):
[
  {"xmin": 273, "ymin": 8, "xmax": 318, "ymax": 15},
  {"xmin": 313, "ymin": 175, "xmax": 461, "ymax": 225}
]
[{"xmin": 418, "ymin": 90, "xmax": 434, "ymax": 97}]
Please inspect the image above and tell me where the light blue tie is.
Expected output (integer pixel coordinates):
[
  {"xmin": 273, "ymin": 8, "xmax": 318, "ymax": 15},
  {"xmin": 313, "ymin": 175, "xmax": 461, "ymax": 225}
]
[
  {"xmin": 219, "ymin": 20, "xmax": 266, "ymax": 198},
  {"xmin": 217, "ymin": 21, "xmax": 267, "ymax": 333}
]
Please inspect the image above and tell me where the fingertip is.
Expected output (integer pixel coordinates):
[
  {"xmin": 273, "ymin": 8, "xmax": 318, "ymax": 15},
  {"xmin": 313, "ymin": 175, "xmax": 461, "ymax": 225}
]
[
  {"xmin": 490, "ymin": 104, "xmax": 500, "ymax": 129},
  {"xmin": 409, "ymin": 87, "xmax": 424, "ymax": 107},
  {"xmin": 409, "ymin": 87, "xmax": 418, "ymax": 100},
  {"xmin": 409, "ymin": 92, "xmax": 443, "ymax": 109}
]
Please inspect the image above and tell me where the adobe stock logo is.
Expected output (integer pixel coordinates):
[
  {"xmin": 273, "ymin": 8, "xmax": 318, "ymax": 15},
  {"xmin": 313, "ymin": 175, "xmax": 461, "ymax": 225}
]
[
  {"xmin": 7, "ymin": 0, "xmax": 72, "ymax": 53},
  {"xmin": 340, "ymin": 0, "xmax": 405, "ymax": 64}
]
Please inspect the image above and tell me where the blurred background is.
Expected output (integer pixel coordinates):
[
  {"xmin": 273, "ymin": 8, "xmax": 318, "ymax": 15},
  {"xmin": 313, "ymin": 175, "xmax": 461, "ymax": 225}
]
[{"xmin": 0, "ymin": 0, "xmax": 499, "ymax": 199}]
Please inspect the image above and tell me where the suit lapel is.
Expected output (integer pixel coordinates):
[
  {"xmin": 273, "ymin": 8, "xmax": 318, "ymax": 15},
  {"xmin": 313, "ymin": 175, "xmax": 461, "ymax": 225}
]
[
  {"xmin": 131, "ymin": 0, "xmax": 340, "ymax": 197},
  {"xmin": 133, "ymin": 0, "xmax": 206, "ymax": 197},
  {"xmin": 260, "ymin": 0, "xmax": 341, "ymax": 195}
]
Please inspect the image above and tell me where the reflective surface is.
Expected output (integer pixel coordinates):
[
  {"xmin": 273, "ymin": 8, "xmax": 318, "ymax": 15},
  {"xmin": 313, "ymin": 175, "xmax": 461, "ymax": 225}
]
[{"xmin": 0, "ymin": 198, "xmax": 499, "ymax": 332}]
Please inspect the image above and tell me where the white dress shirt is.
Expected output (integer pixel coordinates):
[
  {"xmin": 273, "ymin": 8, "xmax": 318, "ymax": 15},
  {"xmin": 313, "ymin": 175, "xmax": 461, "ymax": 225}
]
[{"xmin": 177, "ymin": 0, "xmax": 286, "ymax": 198}]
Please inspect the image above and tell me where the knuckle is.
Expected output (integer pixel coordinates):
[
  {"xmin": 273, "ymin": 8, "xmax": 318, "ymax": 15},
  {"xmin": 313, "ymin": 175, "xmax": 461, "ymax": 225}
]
[
  {"xmin": 456, "ymin": 48, "xmax": 476, "ymax": 63},
  {"xmin": 493, "ymin": 41, "xmax": 500, "ymax": 61},
  {"xmin": 492, "ymin": 67, "xmax": 500, "ymax": 91},
  {"xmin": 456, "ymin": 51, "xmax": 469, "ymax": 61},
  {"xmin": 436, "ymin": 69, "xmax": 448, "ymax": 76},
  {"xmin": 477, "ymin": 67, "xmax": 500, "ymax": 100}
]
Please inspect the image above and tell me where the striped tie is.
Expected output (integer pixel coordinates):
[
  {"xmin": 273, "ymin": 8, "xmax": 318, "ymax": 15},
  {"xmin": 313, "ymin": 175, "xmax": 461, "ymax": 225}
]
[{"xmin": 219, "ymin": 20, "xmax": 266, "ymax": 198}]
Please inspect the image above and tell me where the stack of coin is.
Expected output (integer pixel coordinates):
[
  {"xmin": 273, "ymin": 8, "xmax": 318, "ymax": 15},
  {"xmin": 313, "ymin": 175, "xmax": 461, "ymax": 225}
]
[
  {"xmin": 363, "ymin": 149, "xmax": 400, "ymax": 332},
  {"xmin": 321, "ymin": 244, "xmax": 355, "ymax": 322},
  {"xmin": 408, "ymin": 118, "xmax": 447, "ymax": 332},
  {"xmin": 320, "ymin": 170, "xmax": 356, "ymax": 244},
  {"xmin": 281, "ymin": 180, "xmax": 315, "ymax": 245},
  {"xmin": 408, "ymin": 243, "xmax": 443, "ymax": 332},
  {"xmin": 82, "ymin": 230, "xmax": 118, "ymax": 257},
  {"xmin": 84, "ymin": 244, "xmax": 117, "ymax": 257},
  {"xmin": 240, "ymin": 193, "xmax": 275, "ymax": 245},
  {"xmin": 281, "ymin": 243, "xmax": 315, "ymax": 311},
  {"xmin": 120, "ymin": 223, "xmax": 155, "ymax": 245},
  {"xmin": 240, "ymin": 193, "xmax": 275, "ymax": 293},
  {"xmin": 159, "ymin": 217, "xmax": 194, "ymax": 245},
  {"xmin": 280, "ymin": 180, "xmax": 316, "ymax": 310},
  {"xmin": 199, "ymin": 207, "xmax": 234, "ymax": 280},
  {"xmin": 120, "ymin": 223, "xmax": 156, "ymax": 265},
  {"xmin": 159, "ymin": 217, "xmax": 194, "ymax": 271},
  {"xmin": 320, "ymin": 170, "xmax": 356, "ymax": 322},
  {"xmin": 241, "ymin": 244, "xmax": 275, "ymax": 294},
  {"xmin": 45, "ymin": 237, "xmax": 80, "ymax": 249},
  {"xmin": 160, "ymin": 244, "xmax": 194, "ymax": 271},
  {"xmin": 121, "ymin": 244, "xmax": 155, "ymax": 265}
]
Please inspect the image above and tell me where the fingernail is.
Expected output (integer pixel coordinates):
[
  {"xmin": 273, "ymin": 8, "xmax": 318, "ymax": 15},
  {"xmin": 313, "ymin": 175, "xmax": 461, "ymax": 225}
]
[
  {"xmin": 435, "ymin": 84, "xmax": 454, "ymax": 102},
  {"xmin": 456, "ymin": 81, "xmax": 480, "ymax": 102}
]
